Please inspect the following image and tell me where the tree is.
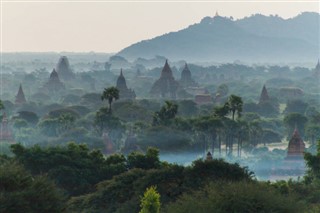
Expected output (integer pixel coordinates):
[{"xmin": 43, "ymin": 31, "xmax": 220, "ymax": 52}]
[
  {"xmin": 15, "ymin": 111, "xmax": 39, "ymax": 126},
  {"xmin": 284, "ymin": 99, "xmax": 308, "ymax": 115},
  {"xmin": 139, "ymin": 186, "xmax": 161, "ymax": 213},
  {"xmin": 226, "ymin": 95, "xmax": 243, "ymax": 120},
  {"xmin": 94, "ymin": 106, "xmax": 124, "ymax": 137},
  {"xmin": 304, "ymin": 140, "xmax": 320, "ymax": 183},
  {"xmin": 284, "ymin": 113, "xmax": 308, "ymax": 138},
  {"xmin": 217, "ymin": 84, "xmax": 229, "ymax": 97},
  {"xmin": 153, "ymin": 101, "xmax": 178, "ymax": 126},
  {"xmin": 305, "ymin": 125, "xmax": 320, "ymax": 145},
  {"xmin": 101, "ymin": 87, "xmax": 119, "ymax": 113},
  {"xmin": 0, "ymin": 99, "xmax": 4, "ymax": 111},
  {"xmin": 0, "ymin": 162, "xmax": 66, "ymax": 212},
  {"xmin": 164, "ymin": 181, "xmax": 305, "ymax": 213}
]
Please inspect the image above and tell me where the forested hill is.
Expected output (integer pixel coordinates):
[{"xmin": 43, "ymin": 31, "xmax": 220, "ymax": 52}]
[{"xmin": 117, "ymin": 12, "xmax": 319, "ymax": 62}]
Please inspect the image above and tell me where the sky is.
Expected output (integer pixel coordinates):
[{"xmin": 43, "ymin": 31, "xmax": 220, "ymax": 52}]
[{"xmin": 1, "ymin": 1, "xmax": 319, "ymax": 53}]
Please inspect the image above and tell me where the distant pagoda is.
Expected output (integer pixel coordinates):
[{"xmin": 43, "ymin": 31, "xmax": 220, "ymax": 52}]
[
  {"xmin": 15, "ymin": 84, "xmax": 27, "ymax": 105},
  {"xmin": 150, "ymin": 60, "xmax": 179, "ymax": 99},
  {"xmin": 179, "ymin": 63, "xmax": 197, "ymax": 88},
  {"xmin": 116, "ymin": 69, "xmax": 136, "ymax": 100},
  {"xmin": 286, "ymin": 127, "xmax": 305, "ymax": 160},
  {"xmin": 56, "ymin": 56, "xmax": 75, "ymax": 81},
  {"xmin": 313, "ymin": 59, "xmax": 320, "ymax": 77},
  {"xmin": 258, "ymin": 85, "xmax": 270, "ymax": 104},
  {"xmin": 43, "ymin": 69, "xmax": 66, "ymax": 93}
]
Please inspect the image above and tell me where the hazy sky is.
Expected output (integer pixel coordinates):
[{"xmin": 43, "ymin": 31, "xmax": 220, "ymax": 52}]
[{"xmin": 1, "ymin": 1, "xmax": 319, "ymax": 53}]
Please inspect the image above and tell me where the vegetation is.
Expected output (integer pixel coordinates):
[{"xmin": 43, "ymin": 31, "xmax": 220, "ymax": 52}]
[
  {"xmin": 139, "ymin": 186, "xmax": 161, "ymax": 213},
  {"xmin": 1, "ymin": 54, "xmax": 320, "ymax": 212}
]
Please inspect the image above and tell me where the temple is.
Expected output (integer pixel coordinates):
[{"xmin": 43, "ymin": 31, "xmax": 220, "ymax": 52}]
[
  {"xmin": 56, "ymin": 56, "xmax": 75, "ymax": 80},
  {"xmin": 150, "ymin": 60, "xmax": 179, "ymax": 99},
  {"xmin": 205, "ymin": 151, "xmax": 213, "ymax": 161},
  {"xmin": 0, "ymin": 113, "xmax": 14, "ymax": 143},
  {"xmin": 179, "ymin": 63, "xmax": 197, "ymax": 88},
  {"xmin": 258, "ymin": 85, "xmax": 269, "ymax": 104},
  {"xmin": 116, "ymin": 69, "xmax": 136, "ymax": 100},
  {"xmin": 15, "ymin": 84, "xmax": 27, "ymax": 105},
  {"xmin": 286, "ymin": 127, "xmax": 305, "ymax": 159},
  {"xmin": 43, "ymin": 69, "xmax": 66, "ymax": 93},
  {"xmin": 313, "ymin": 59, "xmax": 320, "ymax": 77}
]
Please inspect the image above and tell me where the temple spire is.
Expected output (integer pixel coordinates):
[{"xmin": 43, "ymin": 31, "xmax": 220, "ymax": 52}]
[
  {"xmin": 15, "ymin": 84, "xmax": 27, "ymax": 105},
  {"xmin": 259, "ymin": 85, "xmax": 269, "ymax": 104}
]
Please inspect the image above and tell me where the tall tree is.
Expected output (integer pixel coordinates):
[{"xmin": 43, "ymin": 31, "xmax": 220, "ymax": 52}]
[
  {"xmin": 153, "ymin": 101, "xmax": 178, "ymax": 125},
  {"xmin": 101, "ymin": 87, "xmax": 119, "ymax": 113},
  {"xmin": 226, "ymin": 95, "xmax": 243, "ymax": 120},
  {"xmin": 139, "ymin": 186, "xmax": 161, "ymax": 213},
  {"xmin": 283, "ymin": 113, "xmax": 308, "ymax": 138}
]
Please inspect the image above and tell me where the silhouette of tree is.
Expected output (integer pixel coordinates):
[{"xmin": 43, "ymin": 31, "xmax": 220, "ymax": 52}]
[{"xmin": 101, "ymin": 87, "xmax": 119, "ymax": 113}]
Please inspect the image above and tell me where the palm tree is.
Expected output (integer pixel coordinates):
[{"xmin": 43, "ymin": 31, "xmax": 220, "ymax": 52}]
[
  {"xmin": 227, "ymin": 95, "xmax": 243, "ymax": 120},
  {"xmin": 101, "ymin": 87, "xmax": 119, "ymax": 113},
  {"xmin": 153, "ymin": 101, "xmax": 178, "ymax": 125}
]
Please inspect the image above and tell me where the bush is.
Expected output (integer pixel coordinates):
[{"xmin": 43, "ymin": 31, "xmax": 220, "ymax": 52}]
[{"xmin": 164, "ymin": 181, "xmax": 305, "ymax": 213}]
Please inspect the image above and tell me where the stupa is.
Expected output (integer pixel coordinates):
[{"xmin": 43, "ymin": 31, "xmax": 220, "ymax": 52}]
[
  {"xmin": 150, "ymin": 60, "xmax": 179, "ymax": 99},
  {"xmin": 56, "ymin": 56, "xmax": 75, "ymax": 80},
  {"xmin": 116, "ymin": 69, "xmax": 136, "ymax": 100},
  {"xmin": 179, "ymin": 63, "xmax": 197, "ymax": 88},
  {"xmin": 15, "ymin": 84, "xmax": 27, "ymax": 105}
]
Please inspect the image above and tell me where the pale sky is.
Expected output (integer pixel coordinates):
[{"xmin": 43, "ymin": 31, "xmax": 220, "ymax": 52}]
[{"xmin": 1, "ymin": 1, "xmax": 319, "ymax": 53}]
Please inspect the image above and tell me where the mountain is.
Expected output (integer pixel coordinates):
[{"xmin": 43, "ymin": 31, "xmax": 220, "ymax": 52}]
[{"xmin": 117, "ymin": 12, "xmax": 319, "ymax": 62}]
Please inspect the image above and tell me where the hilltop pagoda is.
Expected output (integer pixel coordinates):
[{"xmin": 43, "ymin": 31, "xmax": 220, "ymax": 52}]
[
  {"xmin": 116, "ymin": 69, "xmax": 136, "ymax": 100},
  {"xmin": 150, "ymin": 60, "xmax": 179, "ymax": 99},
  {"xmin": 43, "ymin": 69, "xmax": 66, "ymax": 93},
  {"xmin": 15, "ymin": 84, "xmax": 27, "ymax": 105},
  {"xmin": 56, "ymin": 56, "xmax": 75, "ymax": 80},
  {"xmin": 258, "ymin": 85, "xmax": 270, "ymax": 104},
  {"xmin": 179, "ymin": 63, "xmax": 197, "ymax": 88},
  {"xmin": 286, "ymin": 127, "xmax": 305, "ymax": 160}
]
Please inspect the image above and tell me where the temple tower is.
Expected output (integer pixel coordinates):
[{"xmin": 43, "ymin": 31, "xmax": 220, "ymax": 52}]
[
  {"xmin": 150, "ymin": 60, "xmax": 179, "ymax": 99},
  {"xmin": 15, "ymin": 84, "xmax": 27, "ymax": 105},
  {"xmin": 258, "ymin": 85, "xmax": 270, "ymax": 104},
  {"xmin": 179, "ymin": 63, "xmax": 197, "ymax": 88},
  {"xmin": 116, "ymin": 69, "xmax": 136, "ymax": 100},
  {"xmin": 56, "ymin": 56, "xmax": 75, "ymax": 80},
  {"xmin": 286, "ymin": 127, "xmax": 305, "ymax": 159},
  {"xmin": 43, "ymin": 69, "xmax": 65, "ymax": 93}
]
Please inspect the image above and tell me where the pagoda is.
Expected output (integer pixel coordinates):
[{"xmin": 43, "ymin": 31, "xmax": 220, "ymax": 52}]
[
  {"xmin": 150, "ymin": 60, "xmax": 179, "ymax": 99},
  {"xmin": 43, "ymin": 69, "xmax": 66, "ymax": 93},
  {"xmin": 286, "ymin": 127, "xmax": 305, "ymax": 160},
  {"xmin": 116, "ymin": 69, "xmax": 136, "ymax": 100},
  {"xmin": 258, "ymin": 85, "xmax": 269, "ymax": 104},
  {"xmin": 179, "ymin": 63, "xmax": 197, "ymax": 88},
  {"xmin": 56, "ymin": 56, "xmax": 75, "ymax": 81},
  {"xmin": 313, "ymin": 59, "xmax": 320, "ymax": 77},
  {"xmin": 0, "ymin": 113, "xmax": 14, "ymax": 143},
  {"xmin": 15, "ymin": 84, "xmax": 27, "ymax": 105}
]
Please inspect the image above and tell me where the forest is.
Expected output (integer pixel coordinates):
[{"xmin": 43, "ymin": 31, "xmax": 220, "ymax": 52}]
[{"xmin": 1, "ymin": 54, "xmax": 320, "ymax": 212}]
